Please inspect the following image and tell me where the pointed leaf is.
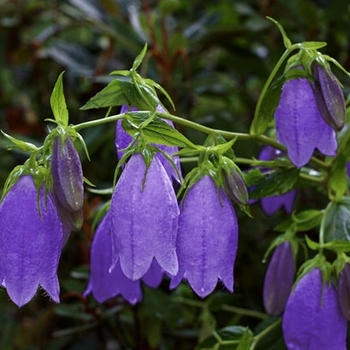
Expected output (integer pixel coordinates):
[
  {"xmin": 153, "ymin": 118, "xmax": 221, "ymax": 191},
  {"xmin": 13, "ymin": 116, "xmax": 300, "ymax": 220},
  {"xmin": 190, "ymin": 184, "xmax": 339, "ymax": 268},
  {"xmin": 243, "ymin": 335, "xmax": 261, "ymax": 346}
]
[{"xmin": 50, "ymin": 71, "xmax": 69, "ymax": 127}]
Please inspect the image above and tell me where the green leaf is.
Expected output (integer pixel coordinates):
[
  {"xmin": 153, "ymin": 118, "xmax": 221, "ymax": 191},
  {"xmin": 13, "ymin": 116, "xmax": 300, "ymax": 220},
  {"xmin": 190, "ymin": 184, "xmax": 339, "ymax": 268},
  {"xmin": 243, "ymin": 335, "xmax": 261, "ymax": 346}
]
[
  {"xmin": 305, "ymin": 235, "xmax": 320, "ymax": 251},
  {"xmin": 324, "ymin": 198, "xmax": 350, "ymax": 242},
  {"xmin": 267, "ymin": 17, "xmax": 292, "ymax": 49},
  {"xmin": 300, "ymin": 41, "xmax": 327, "ymax": 50},
  {"xmin": 250, "ymin": 75, "xmax": 283, "ymax": 135},
  {"xmin": 50, "ymin": 71, "xmax": 69, "ymax": 127},
  {"xmin": 132, "ymin": 43, "xmax": 148, "ymax": 71},
  {"xmin": 1, "ymin": 131, "xmax": 38, "ymax": 152},
  {"xmin": 80, "ymin": 80, "xmax": 158, "ymax": 110},
  {"xmin": 122, "ymin": 112, "xmax": 196, "ymax": 148},
  {"xmin": 292, "ymin": 210, "xmax": 323, "ymax": 231},
  {"xmin": 248, "ymin": 167, "xmax": 299, "ymax": 199},
  {"xmin": 323, "ymin": 240, "xmax": 350, "ymax": 253},
  {"xmin": 236, "ymin": 328, "xmax": 253, "ymax": 350}
]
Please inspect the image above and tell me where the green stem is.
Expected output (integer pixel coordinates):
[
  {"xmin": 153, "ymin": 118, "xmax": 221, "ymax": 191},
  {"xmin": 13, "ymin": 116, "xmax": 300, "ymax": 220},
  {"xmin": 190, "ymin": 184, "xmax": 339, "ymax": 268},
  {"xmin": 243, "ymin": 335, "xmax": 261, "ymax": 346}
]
[
  {"xmin": 73, "ymin": 113, "xmax": 126, "ymax": 131},
  {"xmin": 319, "ymin": 202, "xmax": 332, "ymax": 248},
  {"xmin": 220, "ymin": 305, "xmax": 268, "ymax": 320},
  {"xmin": 250, "ymin": 319, "xmax": 281, "ymax": 350}
]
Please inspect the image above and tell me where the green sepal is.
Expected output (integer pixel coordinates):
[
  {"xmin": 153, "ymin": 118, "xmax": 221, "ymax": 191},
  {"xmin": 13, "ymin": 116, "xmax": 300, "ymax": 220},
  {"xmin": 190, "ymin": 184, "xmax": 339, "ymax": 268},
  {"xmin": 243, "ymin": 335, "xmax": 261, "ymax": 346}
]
[
  {"xmin": 1, "ymin": 131, "xmax": 39, "ymax": 152},
  {"xmin": 299, "ymin": 41, "xmax": 327, "ymax": 50},
  {"xmin": 50, "ymin": 71, "xmax": 69, "ymax": 127},
  {"xmin": 266, "ymin": 17, "xmax": 292, "ymax": 49},
  {"xmin": 132, "ymin": 43, "xmax": 148, "ymax": 71}
]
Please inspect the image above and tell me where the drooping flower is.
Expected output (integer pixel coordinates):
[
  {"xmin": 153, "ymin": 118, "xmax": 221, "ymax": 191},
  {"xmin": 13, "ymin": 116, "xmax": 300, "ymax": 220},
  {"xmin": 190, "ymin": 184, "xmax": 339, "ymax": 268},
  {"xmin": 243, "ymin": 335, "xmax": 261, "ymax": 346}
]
[
  {"xmin": 275, "ymin": 77, "xmax": 337, "ymax": 167},
  {"xmin": 116, "ymin": 105, "xmax": 182, "ymax": 182},
  {"xmin": 282, "ymin": 268, "xmax": 347, "ymax": 350},
  {"xmin": 142, "ymin": 259, "xmax": 164, "ymax": 289},
  {"xmin": 84, "ymin": 211, "xmax": 142, "ymax": 305},
  {"xmin": 0, "ymin": 175, "xmax": 63, "ymax": 307},
  {"xmin": 263, "ymin": 241, "xmax": 295, "ymax": 316},
  {"xmin": 257, "ymin": 145, "xmax": 296, "ymax": 215},
  {"xmin": 337, "ymin": 262, "xmax": 350, "ymax": 321},
  {"xmin": 111, "ymin": 153, "xmax": 179, "ymax": 281},
  {"xmin": 51, "ymin": 135, "xmax": 84, "ymax": 231},
  {"xmin": 170, "ymin": 175, "xmax": 238, "ymax": 298},
  {"xmin": 311, "ymin": 61, "xmax": 345, "ymax": 131}
]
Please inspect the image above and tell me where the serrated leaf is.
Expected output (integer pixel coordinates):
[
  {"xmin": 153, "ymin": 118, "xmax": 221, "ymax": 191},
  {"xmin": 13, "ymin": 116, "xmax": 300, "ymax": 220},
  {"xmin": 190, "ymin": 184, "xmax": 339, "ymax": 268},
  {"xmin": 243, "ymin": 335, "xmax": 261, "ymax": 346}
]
[
  {"xmin": 324, "ymin": 199, "xmax": 350, "ymax": 242},
  {"xmin": 50, "ymin": 71, "xmax": 69, "ymax": 126},
  {"xmin": 80, "ymin": 80, "xmax": 157, "ymax": 110},
  {"xmin": 249, "ymin": 168, "xmax": 299, "ymax": 199}
]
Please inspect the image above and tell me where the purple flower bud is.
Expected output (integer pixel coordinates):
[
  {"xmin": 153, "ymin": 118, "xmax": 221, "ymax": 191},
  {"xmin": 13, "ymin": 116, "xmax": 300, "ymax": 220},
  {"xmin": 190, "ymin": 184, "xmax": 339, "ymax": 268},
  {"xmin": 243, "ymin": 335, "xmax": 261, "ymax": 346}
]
[
  {"xmin": 223, "ymin": 165, "xmax": 249, "ymax": 206},
  {"xmin": 0, "ymin": 175, "xmax": 63, "ymax": 307},
  {"xmin": 84, "ymin": 212, "xmax": 142, "ymax": 305},
  {"xmin": 275, "ymin": 78, "xmax": 337, "ymax": 167},
  {"xmin": 337, "ymin": 262, "xmax": 350, "ymax": 321},
  {"xmin": 311, "ymin": 61, "xmax": 345, "ymax": 131},
  {"xmin": 51, "ymin": 135, "xmax": 84, "ymax": 212},
  {"xmin": 116, "ymin": 105, "xmax": 182, "ymax": 182},
  {"xmin": 111, "ymin": 153, "xmax": 179, "ymax": 281},
  {"xmin": 170, "ymin": 175, "xmax": 238, "ymax": 298},
  {"xmin": 263, "ymin": 241, "xmax": 295, "ymax": 316},
  {"xmin": 283, "ymin": 268, "xmax": 347, "ymax": 350}
]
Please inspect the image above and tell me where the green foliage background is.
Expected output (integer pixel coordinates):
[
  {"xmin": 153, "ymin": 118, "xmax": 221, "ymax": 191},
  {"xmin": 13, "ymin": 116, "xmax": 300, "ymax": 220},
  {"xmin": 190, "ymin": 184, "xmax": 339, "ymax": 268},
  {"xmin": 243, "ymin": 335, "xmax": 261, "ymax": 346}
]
[{"xmin": 0, "ymin": 0, "xmax": 350, "ymax": 349}]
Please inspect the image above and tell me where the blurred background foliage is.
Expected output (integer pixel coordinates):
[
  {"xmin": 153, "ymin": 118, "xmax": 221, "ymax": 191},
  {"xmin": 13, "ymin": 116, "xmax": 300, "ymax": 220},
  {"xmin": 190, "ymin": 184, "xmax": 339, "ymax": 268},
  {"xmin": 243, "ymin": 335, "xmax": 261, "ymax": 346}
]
[{"xmin": 0, "ymin": 0, "xmax": 350, "ymax": 349}]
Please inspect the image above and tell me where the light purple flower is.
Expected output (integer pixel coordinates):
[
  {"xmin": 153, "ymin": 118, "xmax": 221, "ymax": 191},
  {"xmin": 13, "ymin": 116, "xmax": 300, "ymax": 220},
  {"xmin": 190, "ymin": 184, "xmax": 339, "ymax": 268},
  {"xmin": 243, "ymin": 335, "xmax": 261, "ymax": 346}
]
[
  {"xmin": 170, "ymin": 175, "xmax": 238, "ymax": 298},
  {"xmin": 0, "ymin": 175, "xmax": 63, "ymax": 307},
  {"xmin": 275, "ymin": 78, "xmax": 337, "ymax": 167},
  {"xmin": 258, "ymin": 145, "xmax": 296, "ymax": 215},
  {"xmin": 111, "ymin": 153, "xmax": 179, "ymax": 281},
  {"xmin": 263, "ymin": 241, "xmax": 295, "ymax": 316},
  {"xmin": 84, "ymin": 211, "xmax": 142, "ymax": 305},
  {"xmin": 51, "ymin": 135, "xmax": 84, "ymax": 231},
  {"xmin": 116, "ymin": 105, "xmax": 182, "ymax": 182},
  {"xmin": 283, "ymin": 268, "xmax": 347, "ymax": 350}
]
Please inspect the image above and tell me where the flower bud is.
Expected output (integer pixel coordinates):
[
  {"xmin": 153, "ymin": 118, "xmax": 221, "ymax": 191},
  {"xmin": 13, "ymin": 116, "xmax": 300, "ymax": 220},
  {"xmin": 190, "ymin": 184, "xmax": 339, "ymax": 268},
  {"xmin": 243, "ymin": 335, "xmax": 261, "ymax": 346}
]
[
  {"xmin": 337, "ymin": 262, "xmax": 350, "ymax": 321},
  {"xmin": 263, "ymin": 241, "xmax": 295, "ymax": 316},
  {"xmin": 223, "ymin": 164, "xmax": 249, "ymax": 206},
  {"xmin": 283, "ymin": 268, "xmax": 347, "ymax": 350},
  {"xmin": 311, "ymin": 61, "xmax": 345, "ymax": 131},
  {"xmin": 51, "ymin": 135, "xmax": 84, "ymax": 212}
]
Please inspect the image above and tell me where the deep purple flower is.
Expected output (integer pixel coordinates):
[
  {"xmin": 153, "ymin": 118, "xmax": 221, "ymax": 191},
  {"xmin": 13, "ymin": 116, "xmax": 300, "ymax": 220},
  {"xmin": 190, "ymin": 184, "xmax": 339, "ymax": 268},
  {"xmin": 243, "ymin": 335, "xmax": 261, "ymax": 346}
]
[
  {"xmin": 337, "ymin": 262, "xmax": 350, "ymax": 321},
  {"xmin": 142, "ymin": 259, "xmax": 164, "ymax": 288},
  {"xmin": 111, "ymin": 153, "xmax": 179, "ymax": 281},
  {"xmin": 116, "ymin": 105, "xmax": 182, "ymax": 182},
  {"xmin": 84, "ymin": 211, "xmax": 142, "ymax": 304},
  {"xmin": 258, "ymin": 145, "xmax": 296, "ymax": 215},
  {"xmin": 263, "ymin": 241, "xmax": 295, "ymax": 316},
  {"xmin": 0, "ymin": 175, "xmax": 63, "ymax": 307},
  {"xmin": 311, "ymin": 61, "xmax": 345, "ymax": 131},
  {"xmin": 283, "ymin": 268, "xmax": 347, "ymax": 350},
  {"xmin": 170, "ymin": 175, "xmax": 238, "ymax": 298},
  {"xmin": 275, "ymin": 78, "xmax": 337, "ymax": 167},
  {"xmin": 51, "ymin": 135, "xmax": 84, "ymax": 231}
]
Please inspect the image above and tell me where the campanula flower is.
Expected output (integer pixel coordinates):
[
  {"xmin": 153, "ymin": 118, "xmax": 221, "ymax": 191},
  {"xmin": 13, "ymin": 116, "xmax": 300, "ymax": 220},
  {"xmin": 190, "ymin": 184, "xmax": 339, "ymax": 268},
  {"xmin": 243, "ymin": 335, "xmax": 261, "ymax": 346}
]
[
  {"xmin": 275, "ymin": 77, "xmax": 337, "ymax": 167},
  {"xmin": 116, "ymin": 105, "xmax": 182, "ymax": 182},
  {"xmin": 84, "ymin": 211, "xmax": 142, "ymax": 305},
  {"xmin": 0, "ymin": 175, "xmax": 63, "ymax": 307},
  {"xmin": 263, "ymin": 241, "xmax": 295, "ymax": 316},
  {"xmin": 111, "ymin": 153, "xmax": 179, "ymax": 281},
  {"xmin": 337, "ymin": 262, "xmax": 350, "ymax": 321},
  {"xmin": 282, "ymin": 268, "xmax": 347, "ymax": 350},
  {"xmin": 311, "ymin": 61, "xmax": 345, "ymax": 131},
  {"xmin": 51, "ymin": 135, "xmax": 84, "ymax": 231},
  {"xmin": 258, "ymin": 145, "xmax": 296, "ymax": 215},
  {"xmin": 170, "ymin": 175, "xmax": 238, "ymax": 298}
]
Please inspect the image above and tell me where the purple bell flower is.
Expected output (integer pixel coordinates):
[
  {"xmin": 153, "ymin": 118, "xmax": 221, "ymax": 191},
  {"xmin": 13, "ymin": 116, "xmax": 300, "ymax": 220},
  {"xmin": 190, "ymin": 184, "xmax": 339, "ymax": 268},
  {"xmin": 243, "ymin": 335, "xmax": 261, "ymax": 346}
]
[
  {"xmin": 116, "ymin": 105, "xmax": 182, "ymax": 182},
  {"xmin": 51, "ymin": 135, "xmax": 84, "ymax": 231},
  {"xmin": 142, "ymin": 259, "xmax": 164, "ymax": 288},
  {"xmin": 84, "ymin": 211, "xmax": 142, "ymax": 305},
  {"xmin": 263, "ymin": 241, "xmax": 295, "ymax": 316},
  {"xmin": 258, "ymin": 145, "xmax": 296, "ymax": 215},
  {"xmin": 275, "ymin": 78, "xmax": 337, "ymax": 167},
  {"xmin": 337, "ymin": 262, "xmax": 350, "ymax": 321},
  {"xmin": 111, "ymin": 153, "xmax": 179, "ymax": 281},
  {"xmin": 0, "ymin": 175, "xmax": 63, "ymax": 307},
  {"xmin": 170, "ymin": 175, "xmax": 238, "ymax": 298},
  {"xmin": 282, "ymin": 268, "xmax": 347, "ymax": 350}
]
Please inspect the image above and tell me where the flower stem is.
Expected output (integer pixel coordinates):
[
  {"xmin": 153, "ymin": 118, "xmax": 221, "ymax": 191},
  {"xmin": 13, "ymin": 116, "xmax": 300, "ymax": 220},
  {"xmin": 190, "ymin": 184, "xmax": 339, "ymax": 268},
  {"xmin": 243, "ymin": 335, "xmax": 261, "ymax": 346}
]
[
  {"xmin": 220, "ymin": 304, "xmax": 268, "ymax": 320},
  {"xmin": 250, "ymin": 319, "xmax": 282, "ymax": 350}
]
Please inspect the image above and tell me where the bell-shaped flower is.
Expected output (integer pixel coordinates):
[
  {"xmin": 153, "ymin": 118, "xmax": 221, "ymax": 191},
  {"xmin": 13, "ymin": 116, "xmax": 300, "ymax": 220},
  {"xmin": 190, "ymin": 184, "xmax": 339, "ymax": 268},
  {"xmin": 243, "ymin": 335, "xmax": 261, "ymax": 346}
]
[
  {"xmin": 337, "ymin": 262, "xmax": 350, "ymax": 321},
  {"xmin": 84, "ymin": 211, "xmax": 142, "ymax": 305},
  {"xmin": 51, "ymin": 135, "xmax": 84, "ymax": 231},
  {"xmin": 116, "ymin": 105, "xmax": 182, "ymax": 182},
  {"xmin": 142, "ymin": 259, "xmax": 164, "ymax": 289},
  {"xmin": 258, "ymin": 146, "xmax": 296, "ymax": 215},
  {"xmin": 282, "ymin": 268, "xmax": 347, "ymax": 350},
  {"xmin": 263, "ymin": 241, "xmax": 295, "ymax": 316},
  {"xmin": 311, "ymin": 61, "xmax": 345, "ymax": 131},
  {"xmin": 275, "ymin": 77, "xmax": 337, "ymax": 167},
  {"xmin": 0, "ymin": 175, "xmax": 63, "ymax": 307},
  {"xmin": 111, "ymin": 153, "xmax": 179, "ymax": 281},
  {"xmin": 170, "ymin": 175, "xmax": 238, "ymax": 298}
]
